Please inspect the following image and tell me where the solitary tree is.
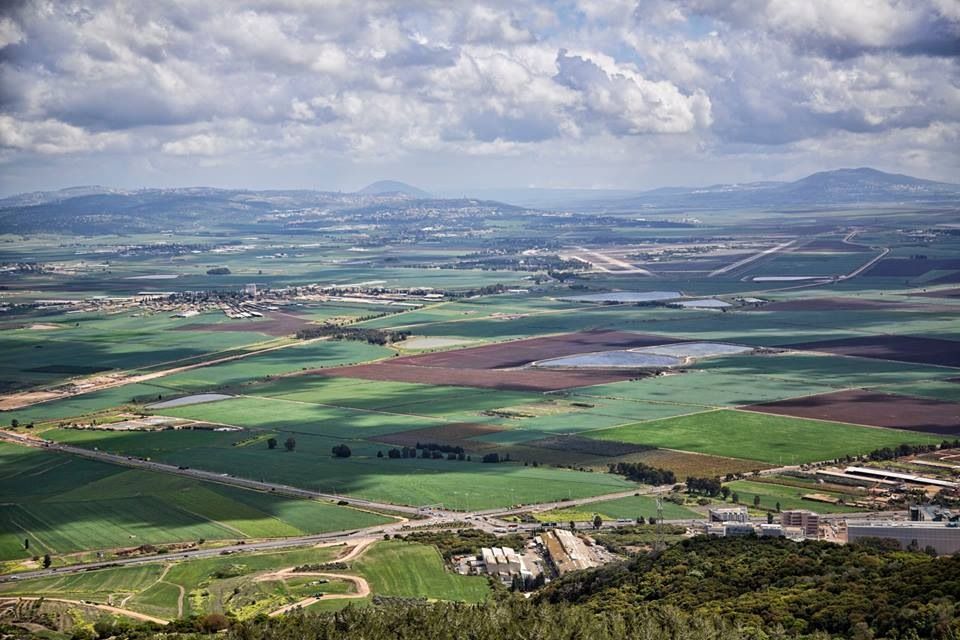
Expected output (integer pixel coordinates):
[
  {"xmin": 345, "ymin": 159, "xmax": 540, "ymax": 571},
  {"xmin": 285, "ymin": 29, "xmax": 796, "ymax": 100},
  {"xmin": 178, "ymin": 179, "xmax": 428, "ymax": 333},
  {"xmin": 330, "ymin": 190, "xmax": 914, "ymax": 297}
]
[
  {"xmin": 42, "ymin": 554, "xmax": 51, "ymax": 569},
  {"xmin": 332, "ymin": 444, "xmax": 352, "ymax": 458},
  {"xmin": 592, "ymin": 514, "xmax": 603, "ymax": 530},
  {"xmin": 376, "ymin": 450, "xmax": 384, "ymax": 458},
  {"xmin": 775, "ymin": 501, "xmax": 781, "ymax": 513},
  {"xmin": 267, "ymin": 437, "xmax": 278, "ymax": 450},
  {"xmin": 732, "ymin": 492, "xmax": 740, "ymax": 504},
  {"xmin": 569, "ymin": 521, "xmax": 576, "ymax": 531},
  {"xmin": 10, "ymin": 419, "xmax": 18, "ymax": 428},
  {"xmin": 284, "ymin": 437, "xmax": 297, "ymax": 452},
  {"xmin": 23, "ymin": 538, "xmax": 28, "ymax": 550},
  {"xmin": 753, "ymin": 495, "xmax": 761, "ymax": 508},
  {"xmin": 767, "ymin": 512, "xmax": 774, "ymax": 524},
  {"xmin": 720, "ymin": 486, "xmax": 731, "ymax": 501}
]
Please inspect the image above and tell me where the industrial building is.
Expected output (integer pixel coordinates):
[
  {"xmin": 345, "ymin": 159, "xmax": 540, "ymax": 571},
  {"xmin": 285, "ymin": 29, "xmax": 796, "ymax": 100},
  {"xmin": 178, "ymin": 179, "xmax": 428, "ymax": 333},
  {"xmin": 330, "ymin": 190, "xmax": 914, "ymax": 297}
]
[
  {"xmin": 478, "ymin": 546, "xmax": 530, "ymax": 583},
  {"xmin": 722, "ymin": 522, "xmax": 756, "ymax": 537},
  {"xmin": 842, "ymin": 466, "xmax": 957, "ymax": 490},
  {"xmin": 708, "ymin": 506, "xmax": 749, "ymax": 523},
  {"xmin": 781, "ymin": 510, "xmax": 820, "ymax": 538},
  {"xmin": 847, "ymin": 521, "xmax": 960, "ymax": 556},
  {"xmin": 910, "ymin": 505, "xmax": 957, "ymax": 522},
  {"xmin": 539, "ymin": 529, "xmax": 603, "ymax": 575}
]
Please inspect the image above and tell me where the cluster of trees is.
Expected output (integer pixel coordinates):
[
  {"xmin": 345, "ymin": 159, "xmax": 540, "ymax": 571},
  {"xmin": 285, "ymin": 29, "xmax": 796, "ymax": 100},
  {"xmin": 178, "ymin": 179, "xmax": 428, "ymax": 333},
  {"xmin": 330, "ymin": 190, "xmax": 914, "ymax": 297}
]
[
  {"xmin": 415, "ymin": 441, "xmax": 465, "ymax": 455},
  {"xmin": 264, "ymin": 437, "xmax": 296, "ymax": 452},
  {"xmin": 446, "ymin": 253, "xmax": 587, "ymax": 273},
  {"xmin": 608, "ymin": 462, "xmax": 676, "ymax": 485},
  {"xmin": 403, "ymin": 528, "xmax": 524, "ymax": 559},
  {"xmin": 865, "ymin": 439, "xmax": 959, "ymax": 461},
  {"xmin": 331, "ymin": 444, "xmax": 352, "ymax": 458},
  {"xmin": 447, "ymin": 283, "xmax": 509, "ymax": 298},
  {"xmin": 295, "ymin": 325, "xmax": 410, "ymax": 345},
  {"xmin": 381, "ymin": 447, "xmax": 470, "ymax": 461},
  {"xmin": 685, "ymin": 476, "xmax": 723, "ymax": 497},
  {"xmin": 482, "ymin": 452, "xmax": 510, "ymax": 463},
  {"xmin": 205, "ymin": 266, "xmax": 231, "ymax": 275}
]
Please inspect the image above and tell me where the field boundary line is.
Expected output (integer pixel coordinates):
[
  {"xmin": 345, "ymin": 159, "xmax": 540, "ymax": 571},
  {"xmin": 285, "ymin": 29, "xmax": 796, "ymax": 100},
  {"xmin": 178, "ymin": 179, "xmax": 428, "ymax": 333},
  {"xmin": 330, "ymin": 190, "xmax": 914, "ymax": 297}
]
[
  {"xmin": 163, "ymin": 502, "xmax": 250, "ymax": 539},
  {"xmin": 574, "ymin": 407, "xmax": 720, "ymax": 436}
]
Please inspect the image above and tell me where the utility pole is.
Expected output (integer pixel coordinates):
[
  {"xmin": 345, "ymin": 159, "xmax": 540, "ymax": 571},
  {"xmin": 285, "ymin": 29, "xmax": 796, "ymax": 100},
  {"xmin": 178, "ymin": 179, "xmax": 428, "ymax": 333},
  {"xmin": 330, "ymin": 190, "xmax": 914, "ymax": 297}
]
[{"xmin": 654, "ymin": 496, "xmax": 665, "ymax": 554}]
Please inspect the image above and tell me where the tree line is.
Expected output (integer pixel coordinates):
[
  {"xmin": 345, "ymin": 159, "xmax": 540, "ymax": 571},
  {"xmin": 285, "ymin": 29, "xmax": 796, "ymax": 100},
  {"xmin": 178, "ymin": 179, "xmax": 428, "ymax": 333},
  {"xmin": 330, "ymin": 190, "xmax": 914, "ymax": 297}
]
[
  {"xmin": 295, "ymin": 325, "xmax": 410, "ymax": 345},
  {"xmin": 608, "ymin": 462, "xmax": 676, "ymax": 485}
]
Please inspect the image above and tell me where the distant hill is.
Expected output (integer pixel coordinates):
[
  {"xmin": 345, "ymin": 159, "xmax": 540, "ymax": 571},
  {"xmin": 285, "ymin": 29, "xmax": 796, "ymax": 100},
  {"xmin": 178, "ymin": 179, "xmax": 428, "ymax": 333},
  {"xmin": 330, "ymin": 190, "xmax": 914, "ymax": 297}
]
[
  {"xmin": 0, "ymin": 185, "xmax": 514, "ymax": 234},
  {"xmin": 358, "ymin": 180, "xmax": 431, "ymax": 198},
  {"xmin": 476, "ymin": 168, "xmax": 960, "ymax": 211}
]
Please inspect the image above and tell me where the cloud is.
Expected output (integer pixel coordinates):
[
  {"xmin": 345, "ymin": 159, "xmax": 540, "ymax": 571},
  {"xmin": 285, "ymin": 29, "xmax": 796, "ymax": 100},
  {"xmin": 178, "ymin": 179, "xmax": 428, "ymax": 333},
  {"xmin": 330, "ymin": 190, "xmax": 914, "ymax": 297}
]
[
  {"xmin": 0, "ymin": 0, "xmax": 956, "ymax": 192},
  {"xmin": 555, "ymin": 50, "xmax": 712, "ymax": 135},
  {"xmin": 676, "ymin": 0, "xmax": 960, "ymax": 59}
]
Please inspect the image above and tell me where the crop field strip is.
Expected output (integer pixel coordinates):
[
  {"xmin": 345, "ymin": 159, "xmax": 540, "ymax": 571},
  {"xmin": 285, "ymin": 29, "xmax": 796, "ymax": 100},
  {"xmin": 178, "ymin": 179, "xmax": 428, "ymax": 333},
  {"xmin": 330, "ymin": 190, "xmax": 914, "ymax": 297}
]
[
  {"xmin": 0, "ymin": 441, "xmax": 393, "ymax": 562},
  {"xmin": 742, "ymin": 389, "xmax": 960, "ymax": 436},
  {"xmin": 785, "ymin": 334, "xmax": 960, "ymax": 368},
  {"xmin": 587, "ymin": 409, "xmax": 942, "ymax": 466}
]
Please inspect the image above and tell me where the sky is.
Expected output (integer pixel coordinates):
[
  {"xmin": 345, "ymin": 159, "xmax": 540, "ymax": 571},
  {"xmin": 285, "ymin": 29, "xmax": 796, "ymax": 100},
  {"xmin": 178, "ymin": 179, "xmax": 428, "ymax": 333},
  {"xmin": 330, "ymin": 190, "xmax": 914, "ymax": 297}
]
[{"xmin": 0, "ymin": 0, "xmax": 958, "ymax": 196}]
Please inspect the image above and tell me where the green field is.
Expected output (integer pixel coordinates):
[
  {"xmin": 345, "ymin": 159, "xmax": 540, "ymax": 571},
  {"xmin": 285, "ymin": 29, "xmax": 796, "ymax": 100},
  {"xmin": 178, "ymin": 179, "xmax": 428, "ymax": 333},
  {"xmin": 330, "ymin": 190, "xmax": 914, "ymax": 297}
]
[
  {"xmin": 0, "ymin": 540, "xmax": 488, "ymax": 620},
  {"xmin": 0, "ymin": 442, "xmax": 392, "ymax": 562},
  {"xmin": 722, "ymin": 479, "xmax": 864, "ymax": 514},
  {"xmin": 353, "ymin": 540, "xmax": 489, "ymax": 602},
  {"xmin": 566, "ymin": 370, "xmax": 837, "ymax": 409},
  {"xmin": 536, "ymin": 494, "xmax": 701, "ymax": 523},
  {"xmin": 149, "ymin": 341, "xmax": 393, "ymax": 392},
  {"xmin": 590, "ymin": 409, "xmax": 942, "ymax": 465},
  {"xmin": 245, "ymin": 376, "xmax": 542, "ymax": 417}
]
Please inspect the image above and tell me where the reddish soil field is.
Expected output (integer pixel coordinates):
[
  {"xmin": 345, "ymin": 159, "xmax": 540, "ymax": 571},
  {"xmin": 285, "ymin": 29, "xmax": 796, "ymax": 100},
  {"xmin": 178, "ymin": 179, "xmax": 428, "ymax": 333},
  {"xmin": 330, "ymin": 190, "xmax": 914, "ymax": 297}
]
[
  {"xmin": 753, "ymin": 297, "xmax": 925, "ymax": 312},
  {"xmin": 393, "ymin": 330, "xmax": 682, "ymax": 370},
  {"xmin": 310, "ymin": 362, "xmax": 636, "ymax": 392},
  {"xmin": 785, "ymin": 335, "xmax": 960, "ymax": 368},
  {"xmin": 175, "ymin": 313, "xmax": 313, "ymax": 337},
  {"xmin": 744, "ymin": 389, "xmax": 960, "ymax": 435},
  {"xmin": 373, "ymin": 423, "xmax": 505, "ymax": 448}
]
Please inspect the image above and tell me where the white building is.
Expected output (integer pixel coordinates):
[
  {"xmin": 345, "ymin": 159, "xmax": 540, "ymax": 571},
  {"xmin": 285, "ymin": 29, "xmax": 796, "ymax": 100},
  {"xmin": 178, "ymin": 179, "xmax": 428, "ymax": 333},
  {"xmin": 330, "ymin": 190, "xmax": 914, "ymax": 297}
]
[
  {"xmin": 709, "ymin": 506, "xmax": 749, "ymax": 523},
  {"xmin": 781, "ymin": 510, "xmax": 820, "ymax": 538},
  {"xmin": 847, "ymin": 521, "xmax": 960, "ymax": 555}
]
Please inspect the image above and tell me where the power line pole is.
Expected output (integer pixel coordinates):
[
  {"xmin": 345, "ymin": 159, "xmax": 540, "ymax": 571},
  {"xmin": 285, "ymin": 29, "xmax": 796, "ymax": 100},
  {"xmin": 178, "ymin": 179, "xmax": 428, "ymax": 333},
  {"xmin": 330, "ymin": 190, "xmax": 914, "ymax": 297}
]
[{"xmin": 654, "ymin": 496, "xmax": 665, "ymax": 554}]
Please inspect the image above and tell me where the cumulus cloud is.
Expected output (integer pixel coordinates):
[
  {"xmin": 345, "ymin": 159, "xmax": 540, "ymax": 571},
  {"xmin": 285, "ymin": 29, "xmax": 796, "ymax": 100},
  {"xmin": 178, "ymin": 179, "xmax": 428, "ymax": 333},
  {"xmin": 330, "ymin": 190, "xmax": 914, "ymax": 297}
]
[
  {"xmin": 0, "ymin": 0, "xmax": 957, "ymax": 192},
  {"xmin": 675, "ymin": 0, "xmax": 960, "ymax": 58}
]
